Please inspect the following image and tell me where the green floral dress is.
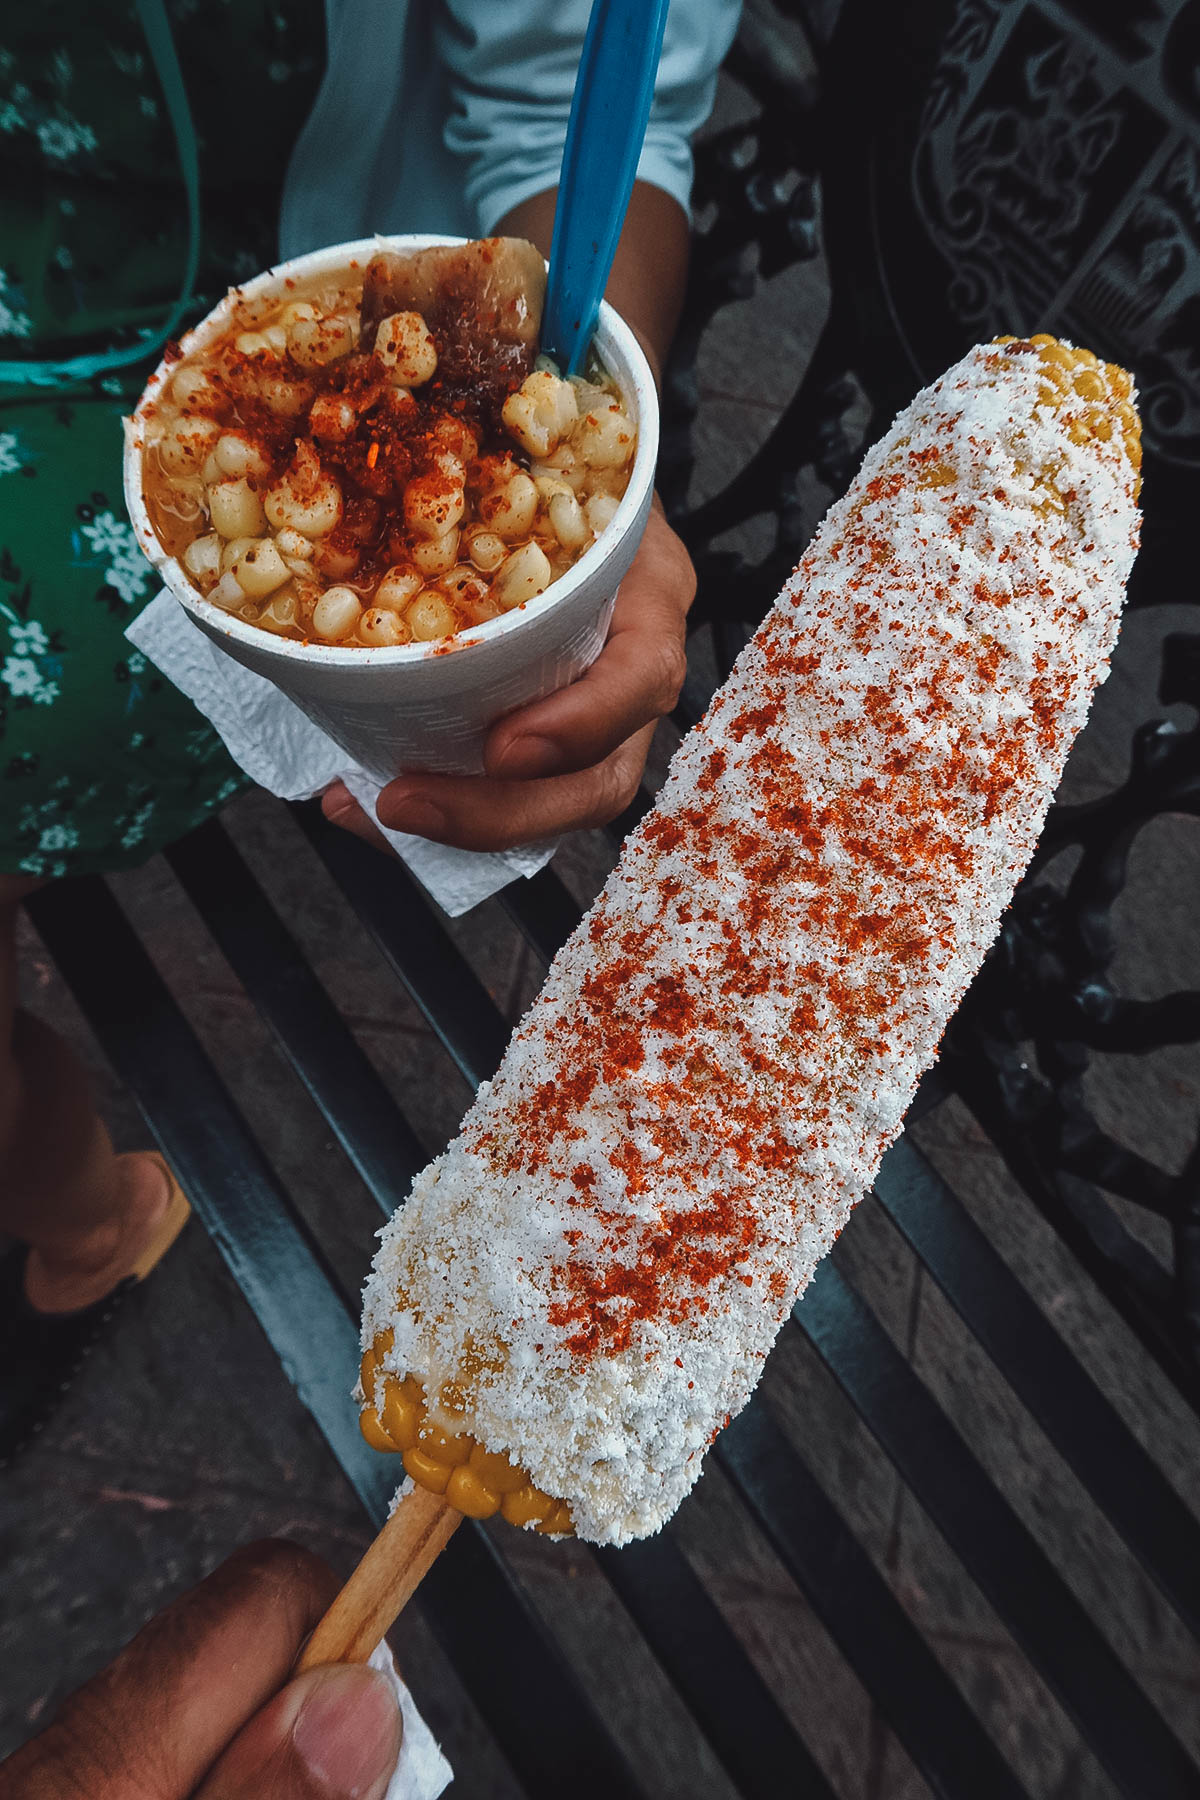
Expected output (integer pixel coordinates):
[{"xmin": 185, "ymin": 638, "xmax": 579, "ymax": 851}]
[{"xmin": 0, "ymin": 0, "xmax": 321, "ymax": 875}]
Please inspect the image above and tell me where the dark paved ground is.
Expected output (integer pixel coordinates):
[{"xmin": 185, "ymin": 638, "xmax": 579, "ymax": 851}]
[{"xmin": 4, "ymin": 61, "xmax": 1200, "ymax": 1800}]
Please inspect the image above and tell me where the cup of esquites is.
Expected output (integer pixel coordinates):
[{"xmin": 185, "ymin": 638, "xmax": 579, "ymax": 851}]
[{"xmin": 123, "ymin": 235, "xmax": 658, "ymax": 780}]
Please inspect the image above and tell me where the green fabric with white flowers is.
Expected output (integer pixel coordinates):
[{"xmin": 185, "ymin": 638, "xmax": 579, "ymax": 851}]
[{"xmin": 0, "ymin": 0, "xmax": 321, "ymax": 874}]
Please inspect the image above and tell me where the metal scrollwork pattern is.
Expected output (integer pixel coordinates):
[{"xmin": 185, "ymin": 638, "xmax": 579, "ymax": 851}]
[{"xmin": 913, "ymin": 0, "xmax": 1200, "ymax": 466}]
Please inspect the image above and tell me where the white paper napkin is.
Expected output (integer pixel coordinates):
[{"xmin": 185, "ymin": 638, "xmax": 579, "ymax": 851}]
[
  {"xmin": 126, "ymin": 593, "xmax": 556, "ymax": 916},
  {"xmin": 367, "ymin": 1638, "xmax": 453, "ymax": 1798}
]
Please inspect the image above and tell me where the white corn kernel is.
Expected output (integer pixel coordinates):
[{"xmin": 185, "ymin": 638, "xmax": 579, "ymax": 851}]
[
  {"xmin": 406, "ymin": 589, "xmax": 456, "ymax": 641},
  {"xmin": 358, "ymin": 606, "xmax": 410, "ymax": 647},
  {"xmin": 312, "ymin": 586, "xmax": 362, "ymax": 640},
  {"xmin": 493, "ymin": 541, "xmax": 552, "ymax": 610},
  {"xmin": 404, "ymin": 472, "xmax": 465, "ymax": 540},
  {"xmin": 374, "ymin": 566, "xmax": 423, "ymax": 611},
  {"xmin": 235, "ymin": 331, "xmax": 273, "ymax": 356},
  {"xmin": 182, "ymin": 532, "xmax": 221, "ymax": 584},
  {"xmin": 208, "ymin": 571, "xmax": 246, "ymax": 612},
  {"xmin": 257, "ymin": 372, "xmax": 311, "ymax": 418},
  {"xmin": 411, "ymin": 529, "xmax": 460, "ymax": 576},
  {"xmin": 288, "ymin": 313, "xmax": 356, "ymax": 369},
  {"xmin": 279, "ymin": 301, "xmax": 317, "ymax": 327},
  {"xmin": 439, "ymin": 564, "xmax": 489, "ymax": 607},
  {"xmin": 502, "ymin": 370, "xmax": 578, "ymax": 458},
  {"xmin": 171, "ymin": 363, "xmax": 223, "ymax": 411},
  {"xmin": 209, "ymin": 478, "xmax": 267, "ymax": 540},
  {"xmin": 548, "ymin": 489, "xmax": 590, "ymax": 552},
  {"xmin": 158, "ymin": 414, "xmax": 221, "ymax": 476},
  {"xmin": 274, "ymin": 527, "xmax": 314, "ymax": 562},
  {"xmin": 312, "ymin": 539, "xmax": 360, "ymax": 581},
  {"xmin": 501, "ymin": 390, "xmax": 551, "ymax": 458},
  {"xmin": 584, "ymin": 493, "xmax": 620, "ymax": 535},
  {"xmin": 463, "ymin": 528, "xmax": 506, "ymax": 573},
  {"xmin": 374, "ymin": 311, "xmax": 438, "ymax": 387},
  {"xmin": 264, "ymin": 324, "xmax": 289, "ymax": 353},
  {"xmin": 569, "ymin": 376, "xmax": 611, "ymax": 412},
  {"xmin": 231, "ymin": 537, "xmax": 290, "ymax": 598},
  {"xmin": 573, "ymin": 402, "xmax": 635, "ymax": 469},
  {"xmin": 309, "ymin": 393, "xmax": 357, "ymax": 441},
  {"xmin": 480, "ymin": 471, "xmax": 537, "ymax": 541},
  {"xmin": 532, "ymin": 443, "xmax": 586, "ymax": 494},
  {"xmin": 264, "ymin": 446, "xmax": 342, "ymax": 538},
  {"xmin": 255, "ymin": 586, "xmax": 299, "ymax": 634},
  {"xmin": 432, "ymin": 416, "xmax": 480, "ymax": 462},
  {"xmin": 471, "ymin": 450, "xmax": 520, "ymax": 493},
  {"xmin": 215, "ymin": 432, "xmax": 270, "ymax": 480},
  {"xmin": 219, "ymin": 534, "xmax": 259, "ymax": 575}
]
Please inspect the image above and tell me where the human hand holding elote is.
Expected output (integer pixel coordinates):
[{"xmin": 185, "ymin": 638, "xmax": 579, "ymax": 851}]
[{"xmin": 0, "ymin": 1542, "xmax": 401, "ymax": 1800}]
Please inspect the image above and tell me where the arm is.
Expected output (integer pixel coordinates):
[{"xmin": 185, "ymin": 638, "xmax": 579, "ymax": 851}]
[{"xmin": 498, "ymin": 178, "xmax": 690, "ymax": 384}]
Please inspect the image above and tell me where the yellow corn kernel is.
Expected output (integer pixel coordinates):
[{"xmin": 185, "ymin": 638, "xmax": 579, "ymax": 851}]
[
  {"xmin": 501, "ymin": 1484, "xmax": 556, "ymax": 1528},
  {"xmin": 1037, "ymin": 343, "xmax": 1075, "ymax": 371},
  {"xmin": 446, "ymin": 1466, "xmax": 503, "ymax": 1519},
  {"xmin": 1029, "ymin": 333, "xmax": 1056, "ymax": 347},
  {"xmin": 992, "ymin": 334, "xmax": 1018, "ymax": 345},
  {"xmin": 535, "ymin": 1500, "xmax": 575, "ymax": 1537},
  {"xmin": 1086, "ymin": 407, "xmax": 1113, "ymax": 442},
  {"xmin": 380, "ymin": 1379, "xmax": 419, "ymax": 1451},
  {"xmin": 415, "ymin": 1420, "xmax": 471, "ymax": 1467},
  {"xmin": 1073, "ymin": 368, "xmax": 1106, "ymax": 402},
  {"xmin": 360, "ymin": 1345, "xmax": 575, "ymax": 1531},
  {"xmin": 469, "ymin": 1444, "xmax": 526, "ymax": 1494},
  {"xmin": 403, "ymin": 1446, "xmax": 453, "ymax": 1494},
  {"xmin": 917, "ymin": 460, "xmax": 957, "ymax": 489},
  {"xmin": 360, "ymin": 1407, "xmax": 400, "ymax": 1453}
]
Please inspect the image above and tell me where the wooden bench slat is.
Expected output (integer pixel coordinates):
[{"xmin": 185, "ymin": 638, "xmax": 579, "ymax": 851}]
[
  {"xmin": 718, "ymin": 1401, "xmax": 1031, "ymax": 1800},
  {"xmin": 166, "ymin": 821, "xmax": 426, "ymax": 1208},
  {"xmin": 597, "ymin": 1533, "xmax": 839, "ymax": 1800},
  {"xmin": 875, "ymin": 1138, "xmax": 1200, "ymax": 1639},
  {"xmin": 796, "ymin": 1263, "xmax": 1199, "ymax": 1798},
  {"xmin": 292, "ymin": 801, "xmax": 513, "ymax": 1088}
]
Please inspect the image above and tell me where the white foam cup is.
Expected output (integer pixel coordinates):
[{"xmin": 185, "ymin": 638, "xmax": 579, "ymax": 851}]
[{"xmin": 124, "ymin": 235, "xmax": 658, "ymax": 780}]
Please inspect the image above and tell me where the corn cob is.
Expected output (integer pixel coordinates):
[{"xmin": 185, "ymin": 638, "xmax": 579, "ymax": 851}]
[{"xmin": 358, "ymin": 336, "xmax": 1141, "ymax": 1546}]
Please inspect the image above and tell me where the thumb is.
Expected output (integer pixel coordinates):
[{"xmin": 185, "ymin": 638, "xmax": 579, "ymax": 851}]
[{"xmin": 195, "ymin": 1663, "xmax": 402, "ymax": 1800}]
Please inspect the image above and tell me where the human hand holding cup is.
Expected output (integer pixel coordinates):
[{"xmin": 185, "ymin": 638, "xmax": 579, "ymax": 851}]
[{"xmin": 124, "ymin": 236, "xmax": 665, "ymax": 834}]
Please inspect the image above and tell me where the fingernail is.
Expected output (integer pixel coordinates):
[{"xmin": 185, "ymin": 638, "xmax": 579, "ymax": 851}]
[
  {"xmin": 293, "ymin": 1666, "xmax": 401, "ymax": 1797},
  {"xmin": 495, "ymin": 734, "xmax": 562, "ymax": 779},
  {"xmin": 383, "ymin": 796, "xmax": 446, "ymax": 838}
]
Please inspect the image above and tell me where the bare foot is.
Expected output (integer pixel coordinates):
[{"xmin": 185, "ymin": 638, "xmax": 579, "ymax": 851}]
[{"xmin": 23, "ymin": 1153, "xmax": 173, "ymax": 1315}]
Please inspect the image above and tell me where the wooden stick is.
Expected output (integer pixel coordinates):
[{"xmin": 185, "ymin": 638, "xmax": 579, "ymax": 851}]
[{"xmin": 297, "ymin": 1485, "xmax": 462, "ymax": 1672}]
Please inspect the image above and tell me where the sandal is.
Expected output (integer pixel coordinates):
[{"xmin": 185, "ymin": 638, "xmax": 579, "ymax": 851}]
[{"xmin": 0, "ymin": 1153, "xmax": 191, "ymax": 1468}]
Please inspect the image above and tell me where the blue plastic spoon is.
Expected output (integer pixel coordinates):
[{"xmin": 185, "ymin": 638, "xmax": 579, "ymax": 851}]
[{"xmin": 542, "ymin": 0, "xmax": 671, "ymax": 374}]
